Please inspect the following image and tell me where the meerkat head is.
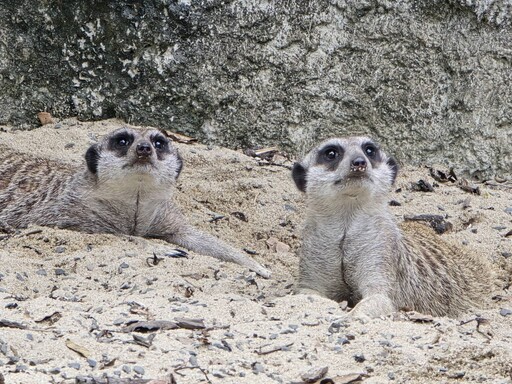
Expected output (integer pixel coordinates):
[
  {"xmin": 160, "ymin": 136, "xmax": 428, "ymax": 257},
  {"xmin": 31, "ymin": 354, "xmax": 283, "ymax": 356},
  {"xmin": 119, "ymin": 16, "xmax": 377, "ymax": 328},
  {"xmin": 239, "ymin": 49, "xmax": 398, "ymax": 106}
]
[
  {"xmin": 85, "ymin": 127, "xmax": 182, "ymax": 187},
  {"xmin": 292, "ymin": 137, "xmax": 398, "ymax": 202}
]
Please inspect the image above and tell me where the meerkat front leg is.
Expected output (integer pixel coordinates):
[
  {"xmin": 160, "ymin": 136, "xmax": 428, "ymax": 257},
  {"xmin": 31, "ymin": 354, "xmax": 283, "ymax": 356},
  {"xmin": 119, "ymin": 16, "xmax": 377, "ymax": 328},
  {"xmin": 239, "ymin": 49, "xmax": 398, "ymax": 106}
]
[
  {"xmin": 165, "ymin": 225, "xmax": 271, "ymax": 278},
  {"xmin": 347, "ymin": 293, "xmax": 395, "ymax": 319},
  {"xmin": 296, "ymin": 239, "xmax": 350, "ymax": 301}
]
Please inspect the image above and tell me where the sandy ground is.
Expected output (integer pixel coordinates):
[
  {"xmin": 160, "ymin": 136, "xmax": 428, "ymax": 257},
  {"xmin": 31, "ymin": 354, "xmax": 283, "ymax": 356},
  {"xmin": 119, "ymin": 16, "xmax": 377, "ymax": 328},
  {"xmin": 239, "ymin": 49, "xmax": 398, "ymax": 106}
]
[{"xmin": 0, "ymin": 118, "xmax": 511, "ymax": 384}]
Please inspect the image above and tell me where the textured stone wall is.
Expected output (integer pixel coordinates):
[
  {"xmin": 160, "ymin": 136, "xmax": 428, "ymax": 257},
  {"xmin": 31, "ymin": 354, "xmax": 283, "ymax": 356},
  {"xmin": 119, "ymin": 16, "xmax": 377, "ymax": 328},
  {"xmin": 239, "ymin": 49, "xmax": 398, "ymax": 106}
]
[{"xmin": 0, "ymin": 0, "xmax": 510, "ymax": 179}]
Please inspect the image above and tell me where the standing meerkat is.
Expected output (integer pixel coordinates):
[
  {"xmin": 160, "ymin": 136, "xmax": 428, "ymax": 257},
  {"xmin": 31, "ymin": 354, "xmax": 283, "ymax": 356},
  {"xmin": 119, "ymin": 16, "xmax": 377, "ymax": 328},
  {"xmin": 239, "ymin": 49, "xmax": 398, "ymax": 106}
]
[
  {"xmin": 292, "ymin": 137, "xmax": 492, "ymax": 318},
  {"xmin": 0, "ymin": 127, "xmax": 270, "ymax": 278}
]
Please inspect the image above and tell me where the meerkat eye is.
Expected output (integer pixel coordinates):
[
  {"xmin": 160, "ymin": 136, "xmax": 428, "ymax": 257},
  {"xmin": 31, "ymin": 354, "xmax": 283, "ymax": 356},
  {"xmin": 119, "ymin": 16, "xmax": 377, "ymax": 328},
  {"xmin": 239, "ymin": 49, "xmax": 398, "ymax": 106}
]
[
  {"xmin": 364, "ymin": 144, "xmax": 377, "ymax": 158},
  {"xmin": 117, "ymin": 138, "xmax": 130, "ymax": 146},
  {"xmin": 153, "ymin": 137, "xmax": 168, "ymax": 150},
  {"xmin": 322, "ymin": 147, "xmax": 339, "ymax": 161}
]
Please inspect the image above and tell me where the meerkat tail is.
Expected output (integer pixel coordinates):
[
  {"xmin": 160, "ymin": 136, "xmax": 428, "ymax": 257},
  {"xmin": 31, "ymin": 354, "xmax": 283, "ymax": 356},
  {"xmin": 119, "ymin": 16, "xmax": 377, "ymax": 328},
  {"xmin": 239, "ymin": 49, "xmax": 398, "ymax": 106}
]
[{"xmin": 165, "ymin": 226, "xmax": 271, "ymax": 278}]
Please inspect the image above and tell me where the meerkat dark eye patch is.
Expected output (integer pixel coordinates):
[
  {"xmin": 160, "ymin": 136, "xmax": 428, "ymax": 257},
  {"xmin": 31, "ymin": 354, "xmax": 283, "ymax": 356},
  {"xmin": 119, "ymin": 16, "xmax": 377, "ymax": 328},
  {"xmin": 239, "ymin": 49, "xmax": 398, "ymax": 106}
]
[
  {"xmin": 316, "ymin": 144, "xmax": 344, "ymax": 170},
  {"xmin": 386, "ymin": 157, "xmax": 399, "ymax": 184},
  {"xmin": 150, "ymin": 134, "xmax": 170, "ymax": 151},
  {"xmin": 108, "ymin": 132, "xmax": 135, "ymax": 156},
  {"xmin": 362, "ymin": 142, "xmax": 379, "ymax": 159},
  {"xmin": 85, "ymin": 144, "xmax": 100, "ymax": 174},
  {"xmin": 292, "ymin": 162, "xmax": 308, "ymax": 192}
]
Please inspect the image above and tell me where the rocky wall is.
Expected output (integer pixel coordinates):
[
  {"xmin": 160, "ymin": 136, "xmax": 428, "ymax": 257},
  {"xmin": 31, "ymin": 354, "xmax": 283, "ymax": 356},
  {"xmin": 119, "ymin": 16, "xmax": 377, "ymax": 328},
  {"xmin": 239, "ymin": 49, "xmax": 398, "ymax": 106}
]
[{"xmin": 0, "ymin": 0, "xmax": 510, "ymax": 179}]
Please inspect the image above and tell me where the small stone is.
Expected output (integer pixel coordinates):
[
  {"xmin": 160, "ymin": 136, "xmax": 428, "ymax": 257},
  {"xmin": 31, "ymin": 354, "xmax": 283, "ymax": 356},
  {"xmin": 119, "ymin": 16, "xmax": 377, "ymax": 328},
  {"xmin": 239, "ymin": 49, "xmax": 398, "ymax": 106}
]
[
  {"xmin": 189, "ymin": 355, "xmax": 198, "ymax": 367},
  {"xmin": 87, "ymin": 359, "xmax": 97, "ymax": 368},
  {"xmin": 354, "ymin": 353, "xmax": 365, "ymax": 363},
  {"xmin": 119, "ymin": 262, "xmax": 129, "ymax": 269},
  {"xmin": 16, "ymin": 273, "xmax": 26, "ymax": 282},
  {"xmin": 336, "ymin": 337, "xmax": 350, "ymax": 345},
  {"xmin": 133, "ymin": 366, "xmax": 145, "ymax": 375},
  {"xmin": 504, "ymin": 208, "xmax": 512, "ymax": 215},
  {"xmin": 54, "ymin": 246, "xmax": 66, "ymax": 253},
  {"xmin": 212, "ymin": 370, "xmax": 225, "ymax": 378},
  {"xmin": 499, "ymin": 308, "xmax": 512, "ymax": 316},
  {"xmin": 252, "ymin": 362, "xmax": 265, "ymax": 374},
  {"xmin": 26, "ymin": 334, "xmax": 34, "ymax": 341},
  {"xmin": 15, "ymin": 364, "xmax": 28, "ymax": 372},
  {"xmin": 49, "ymin": 367, "xmax": 61, "ymax": 374},
  {"xmin": 388, "ymin": 371, "xmax": 396, "ymax": 380},
  {"xmin": 54, "ymin": 268, "xmax": 66, "ymax": 276},
  {"xmin": 502, "ymin": 252, "xmax": 511, "ymax": 258},
  {"xmin": 269, "ymin": 333, "xmax": 278, "ymax": 340},
  {"xmin": 122, "ymin": 365, "xmax": 131, "ymax": 373},
  {"xmin": 36, "ymin": 269, "xmax": 47, "ymax": 276},
  {"xmin": 301, "ymin": 366, "xmax": 328, "ymax": 383},
  {"xmin": 68, "ymin": 362, "xmax": 80, "ymax": 370},
  {"xmin": 120, "ymin": 282, "xmax": 132, "ymax": 290}
]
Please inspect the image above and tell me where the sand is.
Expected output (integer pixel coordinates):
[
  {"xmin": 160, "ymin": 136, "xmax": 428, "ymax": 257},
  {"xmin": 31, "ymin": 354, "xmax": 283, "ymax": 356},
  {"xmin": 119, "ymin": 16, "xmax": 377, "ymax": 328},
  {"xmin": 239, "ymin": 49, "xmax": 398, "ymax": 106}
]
[{"xmin": 0, "ymin": 118, "xmax": 511, "ymax": 384}]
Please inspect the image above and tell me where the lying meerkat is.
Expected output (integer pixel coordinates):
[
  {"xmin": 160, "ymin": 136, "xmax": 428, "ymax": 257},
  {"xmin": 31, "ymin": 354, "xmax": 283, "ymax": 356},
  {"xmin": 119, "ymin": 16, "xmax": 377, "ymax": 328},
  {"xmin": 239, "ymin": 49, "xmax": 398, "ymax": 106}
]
[
  {"xmin": 291, "ymin": 136, "xmax": 493, "ymax": 318},
  {"xmin": 0, "ymin": 127, "xmax": 270, "ymax": 278}
]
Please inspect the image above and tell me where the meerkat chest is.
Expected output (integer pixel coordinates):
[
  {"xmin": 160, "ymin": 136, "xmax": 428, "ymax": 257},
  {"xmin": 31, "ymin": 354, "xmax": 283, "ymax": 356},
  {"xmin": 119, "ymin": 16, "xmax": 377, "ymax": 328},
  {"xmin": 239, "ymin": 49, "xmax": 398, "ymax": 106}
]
[{"xmin": 88, "ymin": 181, "xmax": 171, "ymax": 236}]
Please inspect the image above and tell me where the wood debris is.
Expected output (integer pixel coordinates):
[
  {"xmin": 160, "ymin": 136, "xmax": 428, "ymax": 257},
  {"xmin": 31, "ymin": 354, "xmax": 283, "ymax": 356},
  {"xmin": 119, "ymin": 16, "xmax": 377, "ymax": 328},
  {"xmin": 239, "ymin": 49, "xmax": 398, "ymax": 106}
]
[
  {"xmin": 65, "ymin": 339, "xmax": 91, "ymax": 358},
  {"xmin": 161, "ymin": 130, "xmax": 197, "ymax": 144},
  {"xmin": 0, "ymin": 319, "xmax": 27, "ymax": 329},
  {"xmin": 37, "ymin": 111, "xmax": 54, "ymax": 125},
  {"xmin": 403, "ymin": 214, "xmax": 453, "ymax": 234},
  {"xmin": 122, "ymin": 318, "xmax": 205, "ymax": 333}
]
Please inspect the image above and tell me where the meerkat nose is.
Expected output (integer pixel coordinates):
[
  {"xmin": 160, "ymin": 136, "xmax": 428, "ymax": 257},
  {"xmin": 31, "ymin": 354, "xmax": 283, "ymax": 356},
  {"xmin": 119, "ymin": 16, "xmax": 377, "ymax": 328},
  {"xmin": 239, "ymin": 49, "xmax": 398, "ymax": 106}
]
[
  {"xmin": 350, "ymin": 157, "xmax": 367, "ymax": 172},
  {"xmin": 136, "ymin": 142, "xmax": 152, "ymax": 157}
]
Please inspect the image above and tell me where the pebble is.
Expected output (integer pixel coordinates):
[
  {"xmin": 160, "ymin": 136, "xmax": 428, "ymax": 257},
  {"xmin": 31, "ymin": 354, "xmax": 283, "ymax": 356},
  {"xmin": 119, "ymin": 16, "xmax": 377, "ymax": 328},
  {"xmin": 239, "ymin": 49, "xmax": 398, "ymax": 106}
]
[
  {"xmin": 49, "ymin": 367, "xmax": 61, "ymax": 374},
  {"xmin": 505, "ymin": 207, "xmax": 512, "ymax": 215},
  {"xmin": 15, "ymin": 364, "xmax": 28, "ymax": 372},
  {"xmin": 36, "ymin": 269, "xmax": 47, "ymax": 276},
  {"xmin": 388, "ymin": 371, "xmax": 396, "ymax": 380},
  {"xmin": 87, "ymin": 359, "xmax": 97, "ymax": 368},
  {"xmin": 16, "ymin": 273, "xmax": 26, "ymax": 282},
  {"xmin": 68, "ymin": 362, "xmax": 80, "ymax": 370},
  {"xmin": 499, "ymin": 308, "xmax": 512, "ymax": 316},
  {"xmin": 252, "ymin": 362, "xmax": 265, "ymax": 374},
  {"xmin": 54, "ymin": 246, "xmax": 66, "ymax": 253},
  {"xmin": 26, "ymin": 334, "xmax": 34, "ymax": 341},
  {"xmin": 502, "ymin": 252, "xmax": 511, "ymax": 258},
  {"xmin": 133, "ymin": 366, "xmax": 145, "ymax": 375},
  {"xmin": 54, "ymin": 268, "xmax": 66, "ymax": 276},
  {"xmin": 122, "ymin": 365, "xmax": 131, "ymax": 373},
  {"xmin": 354, "ymin": 353, "xmax": 366, "ymax": 363}
]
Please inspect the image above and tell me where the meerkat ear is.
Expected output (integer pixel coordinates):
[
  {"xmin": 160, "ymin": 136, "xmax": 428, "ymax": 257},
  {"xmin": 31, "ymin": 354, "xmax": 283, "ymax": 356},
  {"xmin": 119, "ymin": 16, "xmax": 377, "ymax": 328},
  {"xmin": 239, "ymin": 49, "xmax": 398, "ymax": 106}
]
[
  {"xmin": 292, "ymin": 162, "xmax": 308, "ymax": 192},
  {"xmin": 85, "ymin": 144, "xmax": 100, "ymax": 174},
  {"xmin": 386, "ymin": 157, "xmax": 399, "ymax": 184}
]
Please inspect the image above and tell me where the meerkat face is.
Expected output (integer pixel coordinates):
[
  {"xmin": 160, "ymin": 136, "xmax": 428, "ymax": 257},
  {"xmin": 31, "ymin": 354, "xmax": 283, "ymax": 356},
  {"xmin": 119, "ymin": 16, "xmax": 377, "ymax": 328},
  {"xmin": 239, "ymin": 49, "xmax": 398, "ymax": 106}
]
[
  {"xmin": 292, "ymin": 137, "xmax": 398, "ymax": 201},
  {"xmin": 85, "ymin": 127, "xmax": 182, "ymax": 188}
]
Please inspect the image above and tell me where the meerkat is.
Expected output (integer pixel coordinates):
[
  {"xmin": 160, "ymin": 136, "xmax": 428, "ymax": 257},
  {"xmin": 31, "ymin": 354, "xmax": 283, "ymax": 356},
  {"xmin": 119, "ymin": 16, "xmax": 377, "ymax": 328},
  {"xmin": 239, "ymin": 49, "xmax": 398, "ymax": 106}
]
[
  {"xmin": 291, "ymin": 137, "xmax": 493, "ymax": 318},
  {"xmin": 0, "ymin": 127, "xmax": 270, "ymax": 278}
]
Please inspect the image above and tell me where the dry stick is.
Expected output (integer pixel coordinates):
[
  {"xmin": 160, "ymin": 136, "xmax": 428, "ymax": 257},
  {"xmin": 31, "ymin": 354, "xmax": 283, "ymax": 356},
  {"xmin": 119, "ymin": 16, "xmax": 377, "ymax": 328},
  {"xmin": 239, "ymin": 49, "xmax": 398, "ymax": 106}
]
[
  {"xmin": 174, "ymin": 366, "xmax": 212, "ymax": 383},
  {"xmin": 255, "ymin": 342, "xmax": 294, "ymax": 355}
]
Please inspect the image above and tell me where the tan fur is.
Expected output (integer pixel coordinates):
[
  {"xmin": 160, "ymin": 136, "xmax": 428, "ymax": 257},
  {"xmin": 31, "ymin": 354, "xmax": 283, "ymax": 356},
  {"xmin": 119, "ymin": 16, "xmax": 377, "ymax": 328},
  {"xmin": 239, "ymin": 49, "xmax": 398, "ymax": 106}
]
[
  {"xmin": 292, "ymin": 136, "xmax": 492, "ymax": 318},
  {"xmin": 0, "ymin": 127, "xmax": 270, "ymax": 278}
]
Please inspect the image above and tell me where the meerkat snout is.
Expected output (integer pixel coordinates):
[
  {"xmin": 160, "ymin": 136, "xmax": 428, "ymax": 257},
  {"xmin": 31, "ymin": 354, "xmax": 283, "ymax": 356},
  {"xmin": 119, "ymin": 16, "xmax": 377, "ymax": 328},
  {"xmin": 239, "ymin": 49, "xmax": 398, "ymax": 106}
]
[{"xmin": 136, "ymin": 142, "xmax": 152, "ymax": 158}]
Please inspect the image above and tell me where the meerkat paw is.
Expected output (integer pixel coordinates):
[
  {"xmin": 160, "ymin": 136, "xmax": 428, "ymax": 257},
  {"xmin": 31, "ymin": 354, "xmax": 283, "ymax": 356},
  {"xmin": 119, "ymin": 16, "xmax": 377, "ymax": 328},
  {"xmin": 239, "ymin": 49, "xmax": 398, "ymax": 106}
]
[
  {"xmin": 348, "ymin": 294, "xmax": 395, "ymax": 319},
  {"xmin": 251, "ymin": 263, "xmax": 272, "ymax": 279}
]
